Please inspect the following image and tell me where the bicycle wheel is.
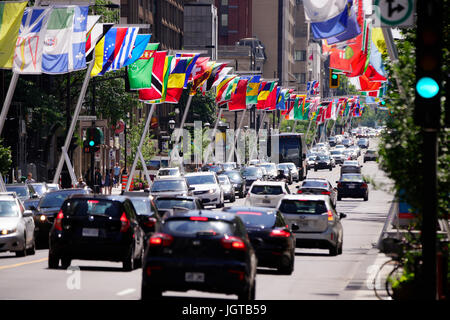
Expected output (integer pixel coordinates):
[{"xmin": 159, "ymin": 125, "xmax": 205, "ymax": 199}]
[
  {"xmin": 373, "ymin": 259, "xmax": 400, "ymax": 300},
  {"xmin": 385, "ymin": 263, "xmax": 404, "ymax": 299}
]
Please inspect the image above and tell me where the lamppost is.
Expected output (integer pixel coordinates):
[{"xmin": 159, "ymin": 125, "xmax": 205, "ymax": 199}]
[
  {"xmin": 203, "ymin": 122, "xmax": 210, "ymax": 167},
  {"xmin": 168, "ymin": 119, "xmax": 175, "ymax": 167},
  {"xmin": 217, "ymin": 121, "xmax": 228, "ymax": 163}
]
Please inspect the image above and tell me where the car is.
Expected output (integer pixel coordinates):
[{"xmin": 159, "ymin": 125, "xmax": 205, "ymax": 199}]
[
  {"xmin": 222, "ymin": 162, "xmax": 238, "ymax": 171},
  {"xmin": 46, "ymin": 184, "xmax": 60, "ymax": 192},
  {"xmin": 328, "ymin": 136, "xmax": 337, "ymax": 147},
  {"xmin": 5, "ymin": 183, "xmax": 38, "ymax": 202},
  {"xmin": 121, "ymin": 192, "xmax": 162, "ymax": 246},
  {"xmin": 0, "ymin": 192, "xmax": 36, "ymax": 257},
  {"xmin": 141, "ymin": 210, "xmax": 257, "ymax": 300},
  {"xmin": 245, "ymin": 181, "xmax": 290, "ymax": 208},
  {"xmin": 249, "ymin": 159, "xmax": 260, "ymax": 166},
  {"xmin": 363, "ymin": 149, "xmax": 378, "ymax": 162},
  {"xmin": 29, "ymin": 182, "xmax": 49, "ymax": 198},
  {"xmin": 32, "ymin": 188, "xmax": 92, "ymax": 247},
  {"xmin": 334, "ymin": 144, "xmax": 346, "ymax": 151},
  {"xmin": 278, "ymin": 162, "xmax": 300, "ymax": 182},
  {"xmin": 342, "ymin": 138, "xmax": 353, "ymax": 147},
  {"xmin": 357, "ymin": 138, "xmax": 369, "ymax": 149},
  {"xmin": 156, "ymin": 167, "xmax": 182, "ymax": 179},
  {"xmin": 218, "ymin": 175, "xmax": 236, "ymax": 203},
  {"xmin": 154, "ymin": 196, "xmax": 204, "ymax": 219},
  {"xmin": 336, "ymin": 173, "xmax": 369, "ymax": 201},
  {"xmin": 149, "ymin": 178, "xmax": 193, "ymax": 199},
  {"xmin": 340, "ymin": 160, "xmax": 362, "ymax": 174},
  {"xmin": 221, "ymin": 170, "xmax": 246, "ymax": 198},
  {"xmin": 277, "ymin": 194, "xmax": 346, "ymax": 256},
  {"xmin": 296, "ymin": 178, "xmax": 337, "ymax": 207},
  {"xmin": 201, "ymin": 164, "xmax": 224, "ymax": 174},
  {"xmin": 347, "ymin": 145, "xmax": 361, "ymax": 158},
  {"xmin": 276, "ymin": 164, "xmax": 293, "ymax": 184},
  {"xmin": 48, "ymin": 195, "xmax": 146, "ymax": 271},
  {"xmin": 256, "ymin": 163, "xmax": 278, "ymax": 180},
  {"xmin": 241, "ymin": 166, "xmax": 264, "ymax": 191},
  {"xmin": 314, "ymin": 155, "xmax": 334, "ymax": 171},
  {"xmin": 330, "ymin": 149, "xmax": 345, "ymax": 164},
  {"xmin": 306, "ymin": 156, "xmax": 317, "ymax": 170},
  {"xmin": 223, "ymin": 206, "xmax": 295, "ymax": 274},
  {"xmin": 184, "ymin": 172, "xmax": 224, "ymax": 208}
]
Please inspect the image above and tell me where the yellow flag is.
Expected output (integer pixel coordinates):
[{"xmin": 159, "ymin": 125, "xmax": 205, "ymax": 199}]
[
  {"xmin": 0, "ymin": 1, "xmax": 28, "ymax": 69},
  {"xmin": 372, "ymin": 28, "xmax": 386, "ymax": 55}
]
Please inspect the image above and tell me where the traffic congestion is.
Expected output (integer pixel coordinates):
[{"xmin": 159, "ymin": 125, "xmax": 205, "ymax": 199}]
[{"xmin": 0, "ymin": 127, "xmax": 385, "ymax": 300}]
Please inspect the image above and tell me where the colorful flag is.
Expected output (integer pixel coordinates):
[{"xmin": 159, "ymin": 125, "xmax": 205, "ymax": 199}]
[
  {"xmin": 215, "ymin": 75, "xmax": 236, "ymax": 105},
  {"xmin": 190, "ymin": 59, "xmax": 213, "ymax": 96},
  {"xmin": 85, "ymin": 15, "xmax": 101, "ymax": 57},
  {"xmin": 0, "ymin": 1, "xmax": 28, "ymax": 69},
  {"xmin": 311, "ymin": 5, "xmax": 349, "ymax": 40},
  {"xmin": 276, "ymin": 88, "xmax": 289, "ymax": 110},
  {"xmin": 138, "ymin": 51, "xmax": 168, "ymax": 102},
  {"xmin": 265, "ymin": 83, "xmax": 278, "ymax": 110},
  {"xmin": 256, "ymin": 82, "xmax": 272, "ymax": 110},
  {"xmin": 326, "ymin": 3, "xmax": 361, "ymax": 45},
  {"xmin": 228, "ymin": 78, "xmax": 249, "ymax": 111},
  {"xmin": 220, "ymin": 76, "xmax": 240, "ymax": 105},
  {"xmin": 13, "ymin": 6, "xmax": 52, "ymax": 74},
  {"xmin": 303, "ymin": 0, "xmax": 348, "ymax": 22},
  {"xmin": 176, "ymin": 52, "xmax": 200, "ymax": 88},
  {"xmin": 122, "ymin": 34, "xmax": 151, "ymax": 67},
  {"xmin": 91, "ymin": 26, "xmax": 139, "ymax": 77},
  {"xmin": 246, "ymin": 75, "xmax": 261, "ymax": 105},
  {"xmin": 127, "ymin": 42, "xmax": 159, "ymax": 90},
  {"xmin": 165, "ymin": 57, "xmax": 191, "ymax": 104},
  {"xmin": 205, "ymin": 62, "xmax": 226, "ymax": 92}
]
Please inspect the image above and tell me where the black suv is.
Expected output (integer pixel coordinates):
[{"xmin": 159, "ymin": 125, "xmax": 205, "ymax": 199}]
[
  {"xmin": 49, "ymin": 195, "xmax": 145, "ymax": 271},
  {"xmin": 141, "ymin": 210, "xmax": 257, "ymax": 300}
]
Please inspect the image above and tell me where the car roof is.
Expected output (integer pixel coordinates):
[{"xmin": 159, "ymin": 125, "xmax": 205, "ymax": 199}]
[
  {"xmin": 251, "ymin": 181, "xmax": 287, "ymax": 186},
  {"xmin": 158, "ymin": 167, "xmax": 179, "ymax": 170},
  {"xmin": 64, "ymin": 194, "xmax": 129, "ymax": 202},
  {"xmin": 185, "ymin": 172, "xmax": 216, "ymax": 176},
  {"xmin": 303, "ymin": 178, "xmax": 328, "ymax": 182},
  {"xmin": 121, "ymin": 191, "xmax": 151, "ymax": 198},
  {"xmin": 6, "ymin": 183, "xmax": 28, "ymax": 187},
  {"xmin": 223, "ymin": 206, "xmax": 277, "ymax": 214},
  {"xmin": 281, "ymin": 194, "xmax": 330, "ymax": 201},
  {"xmin": 167, "ymin": 210, "xmax": 236, "ymax": 222},
  {"xmin": 154, "ymin": 196, "xmax": 197, "ymax": 201},
  {"xmin": 44, "ymin": 188, "xmax": 89, "ymax": 195},
  {"xmin": 152, "ymin": 177, "xmax": 185, "ymax": 181}
]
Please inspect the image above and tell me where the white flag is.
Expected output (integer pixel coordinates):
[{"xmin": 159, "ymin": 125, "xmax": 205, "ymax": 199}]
[{"xmin": 303, "ymin": 0, "xmax": 348, "ymax": 22}]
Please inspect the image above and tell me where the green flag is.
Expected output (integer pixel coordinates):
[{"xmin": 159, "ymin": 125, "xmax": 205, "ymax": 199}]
[{"xmin": 127, "ymin": 43, "xmax": 159, "ymax": 90}]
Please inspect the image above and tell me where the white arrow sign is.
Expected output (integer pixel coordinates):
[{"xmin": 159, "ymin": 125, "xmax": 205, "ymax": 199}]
[{"xmin": 373, "ymin": 0, "xmax": 415, "ymax": 28}]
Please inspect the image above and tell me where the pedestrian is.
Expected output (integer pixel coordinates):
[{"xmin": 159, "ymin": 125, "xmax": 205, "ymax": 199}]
[
  {"xmin": 76, "ymin": 177, "xmax": 87, "ymax": 189},
  {"xmin": 94, "ymin": 167, "xmax": 102, "ymax": 194},
  {"xmin": 25, "ymin": 172, "xmax": 35, "ymax": 184},
  {"xmin": 113, "ymin": 163, "xmax": 121, "ymax": 187},
  {"xmin": 103, "ymin": 169, "xmax": 112, "ymax": 195}
]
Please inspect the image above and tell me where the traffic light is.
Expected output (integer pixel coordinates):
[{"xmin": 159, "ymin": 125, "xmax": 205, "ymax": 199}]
[
  {"xmin": 329, "ymin": 69, "xmax": 339, "ymax": 88},
  {"xmin": 414, "ymin": 0, "xmax": 442, "ymax": 129},
  {"xmin": 83, "ymin": 127, "xmax": 103, "ymax": 153}
]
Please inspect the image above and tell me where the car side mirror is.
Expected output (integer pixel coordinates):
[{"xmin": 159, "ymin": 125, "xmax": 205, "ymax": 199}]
[
  {"xmin": 295, "ymin": 185, "xmax": 300, "ymax": 189},
  {"xmin": 188, "ymin": 187, "xmax": 195, "ymax": 191},
  {"xmin": 340, "ymin": 213, "xmax": 347, "ymax": 219},
  {"xmin": 29, "ymin": 205, "xmax": 37, "ymax": 211},
  {"xmin": 291, "ymin": 223, "xmax": 299, "ymax": 231},
  {"xmin": 23, "ymin": 210, "xmax": 33, "ymax": 217}
]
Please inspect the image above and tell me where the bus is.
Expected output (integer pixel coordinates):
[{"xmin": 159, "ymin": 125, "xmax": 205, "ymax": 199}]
[{"xmin": 271, "ymin": 133, "xmax": 308, "ymax": 180}]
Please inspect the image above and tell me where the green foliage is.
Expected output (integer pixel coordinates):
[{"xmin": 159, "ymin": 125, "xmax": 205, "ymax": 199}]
[
  {"xmin": 179, "ymin": 88, "xmax": 218, "ymax": 125},
  {"xmin": 0, "ymin": 139, "xmax": 12, "ymax": 176}
]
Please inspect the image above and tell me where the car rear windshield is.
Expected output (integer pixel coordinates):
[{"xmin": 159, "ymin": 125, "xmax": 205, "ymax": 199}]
[
  {"xmin": 331, "ymin": 150, "xmax": 342, "ymax": 155},
  {"xmin": 279, "ymin": 199, "xmax": 328, "ymax": 215},
  {"xmin": 155, "ymin": 199, "xmax": 197, "ymax": 210},
  {"xmin": 40, "ymin": 190, "xmax": 86, "ymax": 208},
  {"xmin": 251, "ymin": 185, "xmax": 283, "ymax": 195},
  {"xmin": 302, "ymin": 181, "xmax": 328, "ymax": 188},
  {"xmin": 5, "ymin": 186, "xmax": 29, "ymax": 198},
  {"xmin": 234, "ymin": 210, "xmax": 276, "ymax": 228},
  {"xmin": 164, "ymin": 219, "xmax": 232, "ymax": 236},
  {"xmin": 159, "ymin": 169, "xmax": 178, "ymax": 176},
  {"xmin": 129, "ymin": 198, "xmax": 152, "ymax": 215},
  {"xmin": 366, "ymin": 150, "xmax": 376, "ymax": 154},
  {"xmin": 0, "ymin": 200, "xmax": 19, "ymax": 217},
  {"xmin": 186, "ymin": 175, "xmax": 216, "ymax": 185},
  {"xmin": 340, "ymin": 174, "xmax": 364, "ymax": 182},
  {"xmin": 31, "ymin": 184, "xmax": 47, "ymax": 197},
  {"xmin": 223, "ymin": 172, "xmax": 242, "ymax": 182},
  {"xmin": 64, "ymin": 199, "xmax": 122, "ymax": 218},
  {"xmin": 151, "ymin": 180, "xmax": 186, "ymax": 192}
]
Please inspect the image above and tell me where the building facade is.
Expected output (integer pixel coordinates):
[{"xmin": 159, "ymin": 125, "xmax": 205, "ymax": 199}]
[{"xmin": 215, "ymin": 0, "xmax": 252, "ymax": 46}]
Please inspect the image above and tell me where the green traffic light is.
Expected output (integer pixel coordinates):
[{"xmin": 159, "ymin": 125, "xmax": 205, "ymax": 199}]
[
  {"xmin": 416, "ymin": 77, "xmax": 439, "ymax": 99},
  {"xmin": 332, "ymin": 74, "xmax": 338, "ymax": 80},
  {"xmin": 89, "ymin": 141, "xmax": 95, "ymax": 147}
]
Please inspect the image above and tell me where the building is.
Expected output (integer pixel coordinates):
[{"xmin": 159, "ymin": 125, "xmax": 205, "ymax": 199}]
[{"xmin": 215, "ymin": 0, "xmax": 252, "ymax": 46}]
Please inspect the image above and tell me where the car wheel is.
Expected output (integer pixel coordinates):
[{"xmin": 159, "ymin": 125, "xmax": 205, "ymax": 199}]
[
  {"xmin": 61, "ymin": 258, "xmax": 71, "ymax": 269},
  {"xmin": 231, "ymin": 194, "xmax": 236, "ymax": 203},
  {"xmin": 15, "ymin": 235, "xmax": 27, "ymax": 257},
  {"xmin": 48, "ymin": 253, "xmax": 60, "ymax": 269},
  {"xmin": 238, "ymin": 281, "xmax": 255, "ymax": 301},
  {"xmin": 141, "ymin": 285, "xmax": 162, "ymax": 300},
  {"xmin": 239, "ymin": 191, "xmax": 244, "ymax": 198},
  {"xmin": 329, "ymin": 166, "xmax": 332, "ymax": 171},
  {"xmin": 26, "ymin": 237, "xmax": 36, "ymax": 256},
  {"xmin": 123, "ymin": 246, "xmax": 135, "ymax": 271},
  {"xmin": 278, "ymin": 255, "xmax": 294, "ymax": 275},
  {"xmin": 338, "ymin": 242, "xmax": 343, "ymax": 255},
  {"xmin": 314, "ymin": 168, "xmax": 317, "ymax": 172},
  {"xmin": 364, "ymin": 195, "xmax": 368, "ymax": 201},
  {"xmin": 337, "ymin": 195, "xmax": 342, "ymax": 201},
  {"xmin": 329, "ymin": 245, "xmax": 338, "ymax": 256}
]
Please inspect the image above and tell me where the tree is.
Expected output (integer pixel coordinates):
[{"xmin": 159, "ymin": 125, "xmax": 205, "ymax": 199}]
[{"xmin": 0, "ymin": 139, "xmax": 12, "ymax": 176}]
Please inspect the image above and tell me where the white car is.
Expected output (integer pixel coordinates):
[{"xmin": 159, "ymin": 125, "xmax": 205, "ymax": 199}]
[
  {"xmin": 184, "ymin": 172, "xmax": 224, "ymax": 208},
  {"xmin": 245, "ymin": 181, "xmax": 291, "ymax": 208},
  {"xmin": 156, "ymin": 167, "xmax": 182, "ymax": 179}
]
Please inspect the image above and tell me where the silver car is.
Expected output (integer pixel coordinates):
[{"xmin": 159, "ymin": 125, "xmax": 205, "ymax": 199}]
[
  {"xmin": 0, "ymin": 193, "xmax": 36, "ymax": 257},
  {"xmin": 149, "ymin": 178, "xmax": 193, "ymax": 199},
  {"xmin": 277, "ymin": 194, "xmax": 346, "ymax": 256}
]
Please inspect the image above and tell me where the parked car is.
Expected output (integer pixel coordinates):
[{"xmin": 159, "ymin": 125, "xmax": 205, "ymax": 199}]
[
  {"xmin": 221, "ymin": 170, "xmax": 246, "ymax": 198},
  {"xmin": 141, "ymin": 210, "xmax": 257, "ymax": 300},
  {"xmin": 296, "ymin": 178, "xmax": 337, "ymax": 207},
  {"xmin": 241, "ymin": 166, "xmax": 264, "ymax": 190},
  {"xmin": 0, "ymin": 192, "xmax": 36, "ymax": 257},
  {"xmin": 149, "ymin": 178, "xmax": 193, "ymax": 199},
  {"xmin": 245, "ymin": 181, "xmax": 290, "ymax": 208},
  {"xmin": 340, "ymin": 160, "xmax": 362, "ymax": 175},
  {"xmin": 154, "ymin": 196, "xmax": 203, "ymax": 219},
  {"xmin": 314, "ymin": 155, "xmax": 334, "ymax": 171},
  {"xmin": 218, "ymin": 175, "xmax": 236, "ymax": 203},
  {"xmin": 32, "ymin": 188, "xmax": 92, "ymax": 247},
  {"xmin": 363, "ymin": 149, "xmax": 378, "ymax": 162},
  {"xmin": 336, "ymin": 173, "xmax": 369, "ymax": 201},
  {"xmin": 48, "ymin": 195, "xmax": 145, "ymax": 271},
  {"xmin": 223, "ymin": 206, "xmax": 295, "ymax": 274},
  {"xmin": 156, "ymin": 167, "xmax": 182, "ymax": 179},
  {"xmin": 277, "ymin": 194, "xmax": 346, "ymax": 256},
  {"xmin": 184, "ymin": 172, "xmax": 224, "ymax": 208}
]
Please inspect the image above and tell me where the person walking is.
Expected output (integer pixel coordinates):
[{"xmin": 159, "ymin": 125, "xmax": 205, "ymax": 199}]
[
  {"xmin": 103, "ymin": 169, "xmax": 112, "ymax": 195},
  {"xmin": 94, "ymin": 167, "xmax": 102, "ymax": 194},
  {"xmin": 113, "ymin": 163, "xmax": 121, "ymax": 187}
]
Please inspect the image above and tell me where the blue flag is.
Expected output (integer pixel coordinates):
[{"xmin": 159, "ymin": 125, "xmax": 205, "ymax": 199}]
[
  {"xmin": 311, "ymin": 5, "xmax": 348, "ymax": 40},
  {"xmin": 123, "ymin": 34, "xmax": 151, "ymax": 67}
]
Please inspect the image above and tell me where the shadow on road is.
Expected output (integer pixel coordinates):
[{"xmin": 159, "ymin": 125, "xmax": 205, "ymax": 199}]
[{"xmin": 294, "ymin": 251, "xmax": 330, "ymax": 257}]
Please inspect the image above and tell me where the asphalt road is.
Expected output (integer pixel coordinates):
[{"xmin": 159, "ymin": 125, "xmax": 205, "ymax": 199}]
[{"xmin": 0, "ymin": 138, "xmax": 394, "ymax": 300}]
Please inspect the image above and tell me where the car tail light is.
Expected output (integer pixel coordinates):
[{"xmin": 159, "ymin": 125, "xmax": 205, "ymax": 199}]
[
  {"xmin": 144, "ymin": 217, "xmax": 157, "ymax": 228},
  {"xmin": 321, "ymin": 191, "xmax": 331, "ymax": 195},
  {"xmin": 221, "ymin": 235, "xmax": 246, "ymax": 251},
  {"xmin": 189, "ymin": 216, "xmax": 208, "ymax": 221},
  {"xmin": 228, "ymin": 269, "xmax": 245, "ymax": 281},
  {"xmin": 146, "ymin": 265, "xmax": 162, "ymax": 277},
  {"xmin": 361, "ymin": 183, "xmax": 368, "ymax": 188},
  {"xmin": 327, "ymin": 210, "xmax": 334, "ymax": 222},
  {"xmin": 54, "ymin": 210, "xmax": 64, "ymax": 231},
  {"xmin": 120, "ymin": 212, "xmax": 130, "ymax": 233},
  {"xmin": 297, "ymin": 189, "xmax": 303, "ymax": 194},
  {"xmin": 149, "ymin": 233, "xmax": 174, "ymax": 247},
  {"xmin": 270, "ymin": 229, "xmax": 291, "ymax": 238}
]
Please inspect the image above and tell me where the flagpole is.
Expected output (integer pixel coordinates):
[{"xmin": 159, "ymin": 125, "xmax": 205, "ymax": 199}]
[
  {"xmin": 204, "ymin": 107, "xmax": 223, "ymax": 164},
  {"xmin": 227, "ymin": 108, "xmax": 247, "ymax": 163},
  {"xmin": 125, "ymin": 103, "xmax": 156, "ymax": 191},
  {"xmin": 176, "ymin": 94, "xmax": 193, "ymax": 144}
]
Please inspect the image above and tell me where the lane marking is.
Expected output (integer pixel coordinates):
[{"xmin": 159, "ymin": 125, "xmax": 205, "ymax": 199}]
[
  {"xmin": 0, "ymin": 257, "xmax": 48, "ymax": 271},
  {"xmin": 116, "ymin": 288, "xmax": 136, "ymax": 296}
]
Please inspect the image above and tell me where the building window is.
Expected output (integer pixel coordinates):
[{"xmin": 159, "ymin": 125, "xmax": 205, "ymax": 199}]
[
  {"xmin": 294, "ymin": 50, "xmax": 306, "ymax": 61},
  {"xmin": 222, "ymin": 0, "xmax": 228, "ymax": 5},
  {"xmin": 221, "ymin": 13, "xmax": 228, "ymax": 27},
  {"xmin": 295, "ymin": 73, "xmax": 306, "ymax": 84}
]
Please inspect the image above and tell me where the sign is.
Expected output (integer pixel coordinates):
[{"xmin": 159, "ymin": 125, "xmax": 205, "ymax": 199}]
[
  {"xmin": 78, "ymin": 115, "xmax": 97, "ymax": 121},
  {"xmin": 373, "ymin": 0, "xmax": 415, "ymax": 27}
]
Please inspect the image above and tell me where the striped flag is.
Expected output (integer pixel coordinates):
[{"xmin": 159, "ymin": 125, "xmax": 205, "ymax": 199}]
[
  {"xmin": 138, "ymin": 51, "xmax": 168, "ymax": 102},
  {"xmin": 85, "ymin": 15, "xmax": 101, "ymax": 57},
  {"xmin": 246, "ymin": 75, "xmax": 261, "ymax": 105},
  {"xmin": 165, "ymin": 57, "xmax": 192, "ymax": 104},
  {"xmin": 215, "ymin": 75, "xmax": 237, "ymax": 105},
  {"xmin": 127, "ymin": 42, "xmax": 159, "ymax": 90}
]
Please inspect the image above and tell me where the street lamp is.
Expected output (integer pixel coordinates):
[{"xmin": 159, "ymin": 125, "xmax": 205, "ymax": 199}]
[
  {"xmin": 217, "ymin": 121, "xmax": 228, "ymax": 163},
  {"xmin": 168, "ymin": 119, "xmax": 176, "ymax": 164}
]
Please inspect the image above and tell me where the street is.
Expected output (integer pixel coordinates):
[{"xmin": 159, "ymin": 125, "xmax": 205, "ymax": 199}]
[{"xmin": 0, "ymin": 139, "xmax": 395, "ymax": 300}]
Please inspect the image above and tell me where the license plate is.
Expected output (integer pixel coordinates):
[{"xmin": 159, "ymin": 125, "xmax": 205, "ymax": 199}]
[
  {"xmin": 263, "ymin": 199, "xmax": 271, "ymax": 204},
  {"xmin": 82, "ymin": 228, "xmax": 99, "ymax": 237},
  {"xmin": 348, "ymin": 185, "xmax": 355, "ymax": 189},
  {"xmin": 185, "ymin": 272, "xmax": 205, "ymax": 283}
]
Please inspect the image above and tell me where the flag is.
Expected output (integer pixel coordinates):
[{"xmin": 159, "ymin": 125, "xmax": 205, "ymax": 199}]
[
  {"xmin": 165, "ymin": 57, "xmax": 191, "ymax": 104},
  {"xmin": 246, "ymin": 75, "xmax": 261, "ymax": 105},
  {"xmin": 176, "ymin": 52, "xmax": 200, "ymax": 88},
  {"xmin": 256, "ymin": 82, "xmax": 273, "ymax": 110},
  {"xmin": 127, "ymin": 42, "xmax": 159, "ymax": 90},
  {"xmin": 85, "ymin": 15, "xmax": 101, "ymax": 57},
  {"xmin": 311, "ymin": 5, "xmax": 349, "ymax": 40},
  {"xmin": 294, "ymin": 95, "xmax": 308, "ymax": 120},
  {"xmin": 303, "ymin": 0, "xmax": 348, "ymax": 22},
  {"xmin": 42, "ymin": 6, "xmax": 90, "ymax": 74},
  {"xmin": 91, "ymin": 26, "xmax": 139, "ymax": 77},
  {"xmin": 0, "ymin": 1, "xmax": 28, "ymax": 69},
  {"xmin": 220, "ymin": 76, "xmax": 240, "ymax": 105},
  {"xmin": 190, "ymin": 59, "xmax": 213, "ymax": 96},
  {"xmin": 276, "ymin": 88, "xmax": 289, "ymax": 110},
  {"xmin": 138, "ymin": 51, "xmax": 167, "ymax": 102},
  {"xmin": 13, "ymin": 6, "xmax": 52, "ymax": 74},
  {"xmin": 312, "ymin": 81, "xmax": 320, "ymax": 95},
  {"xmin": 211, "ymin": 66, "xmax": 232, "ymax": 90},
  {"xmin": 228, "ymin": 78, "xmax": 249, "ymax": 111},
  {"xmin": 326, "ymin": 3, "xmax": 361, "ymax": 45},
  {"xmin": 122, "ymin": 34, "xmax": 151, "ymax": 67},
  {"xmin": 283, "ymin": 94, "xmax": 296, "ymax": 120},
  {"xmin": 156, "ymin": 54, "xmax": 174, "ymax": 103},
  {"xmin": 205, "ymin": 62, "xmax": 226, "ymax": 92},
  {"xmin": 265, "ymin": 83, "xmax": 278, "ymax": 110},
  {"xmin": 215, "ymin": 75, "xmax": 236, "ymax": 105},
  {"xmin": 372, "ymin": 27, "xmax": 386, "ymax": 55},
  {"xmin": 330, "ymin": 47, "xmax": 352, "ymax": 73}
]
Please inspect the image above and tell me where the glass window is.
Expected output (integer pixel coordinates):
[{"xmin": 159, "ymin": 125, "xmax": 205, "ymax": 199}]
[
  {"xmin": 39, "ymin": 190, "xmax": 87, "ymax": 208},
  {"xmin": 155, "ymin": 199, "xmax": 197, "ymax": 210},
  {"xmin": 164, "ymin": 220, "xmax": 232, "ymax": 236},
  {"xmin": 279, "ymin": 200, "xmax": 328, "ymax": 215},
  {"xmin": 64, "ymin": 199, "xmax": 121, "ymax": 218},
  {"xmin": 0, "ymin": 200, "xmax": 19, "ymax": 217},
  {"xmin": 302, "ymin": 180, "xmax": 329, "ymax": 188},
  {"xmin": 233, "ymin": 210, "xmax": 276, "ymax": 228},
  {"xmin": 221, "ymin": 14, "xmax": 228, "ymax": 27},
  {"xmin": 5, "ymin": 186, "xmax": 29, "ymax": 198},
  {"xmin": 294, "ymin": 50, "xmax": 306, "ymax": 61},
  {"xmin": 251, "ymin": 185, "xmax": 284, "ymax": 195},
  {"xmin": 130, "ymin": 198, "xmax": 152, "ymax": 216},
  {"xmin": 151, "ymin": 180, "xmax": 187, "ymax": 192}
]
